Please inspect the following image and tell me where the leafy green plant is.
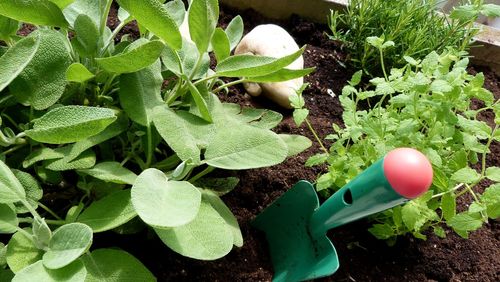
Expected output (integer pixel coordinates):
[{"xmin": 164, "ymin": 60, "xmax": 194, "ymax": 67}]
[
  {"xmin": 328, "ymin": 0, "xmax": 500, "ymax": 76},
  {"xmin": 309, "ymin": 37, "xmax": 499, "ymax": 244},
  {"xmin": 0, "ymin": 0, "xmax": 312, "ymax": 279}
]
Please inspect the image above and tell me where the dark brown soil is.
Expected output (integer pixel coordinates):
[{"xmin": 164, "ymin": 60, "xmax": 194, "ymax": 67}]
[{"xmin": 92, "ymin": 5, "xmax": 500, "ymax": 282}]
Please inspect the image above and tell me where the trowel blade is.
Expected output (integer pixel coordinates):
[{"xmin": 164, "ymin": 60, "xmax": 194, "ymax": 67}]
[{"xmin": 252, "ymin": 181, "xmax": 340, "ymax": 282}]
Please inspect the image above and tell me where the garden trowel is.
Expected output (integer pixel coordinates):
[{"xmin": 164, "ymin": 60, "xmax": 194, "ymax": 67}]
[{"xmin": 253, "ymin": 148, "xmax": 433, "ymax": 282}]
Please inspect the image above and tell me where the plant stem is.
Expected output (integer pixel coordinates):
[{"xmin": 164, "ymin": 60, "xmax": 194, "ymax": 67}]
[
  {"xmin": 432, "ymin": 183, "xmax": 464, "ymax": 199},
  {"xmin": 480, "ymin": 124, "xmax": 498, "ymax": 177},
  {"xmin": 379, "ymin": 49, "xmax": 389, "ymax": 81},
  {"xmin": 305, "ymin": 118, "xmax": 329, "ymax": 154},
  {"xmin": 188, "ymin": 166, "xmax": 215, "ymax": 183},
  {"xmin": 20, "ymin": 199, "xmax": 42, "ymax": 220},
  {"xmin": 18, "ymin": 217, "xmax": 65, "ymax": 226},
  {"xmin": 37, "ymin": 202, "xmax": 63, "ymax": 221},
  {"xmin": 213, "ymin": 78, "xmax": 246, "ymax": 93},
  {"xmin": 145, "ymin": 125, "xmax": 153, "ymax": 168}
]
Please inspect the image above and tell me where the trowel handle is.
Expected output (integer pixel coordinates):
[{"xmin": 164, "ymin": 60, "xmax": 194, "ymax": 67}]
[{"xmin": 309, "ymin": 148, "xmax": 433, "ymax": 236}]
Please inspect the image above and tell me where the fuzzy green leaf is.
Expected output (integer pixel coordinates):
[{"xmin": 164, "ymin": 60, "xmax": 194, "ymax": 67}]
[
  {"xmin": 0, "ymin": 204, "xmax": 17, "ymax": 234},
  {"xmin": 211, "ymin": 27, "xmax": 230, "ymax": 61},
  {"xmin": 81, "ymin": 249, "xmax": 155, "ymax": 282},
  {"xmin": 66, "ymin": 63, "xmax": 94, "ymax": 83},
  {"xmin": 13, "ymin": 259, "xmax": 86, "ymax": 282},
  {"xmin": 131, "ymin": 168, "xmax": 201, "ymax": 229},
  {"xmin": 119, "ymin": 60, "xmax": 163, "ymax": 126},
  {"xmin": 153, "ymin": 106, "xmax": 215, "ymax": 164},
  {"xmin": 117, "ymin": 0, "xmax": 182, "ymax": 50},
  {"xmin": 279, "ymin": 134, "xmax": 312, "ymax": 157},
  {"xmin": 96, "ymin": 41, "xmax": 165, "ymax": 74},
  {"xmin": 225, "ymin": 15, "xmax": 243, "ymax": 51},
  {"xmin": 9, "ymin": 30, "xmax": 71, "ymax": 110},
  {"xmin": 203, "ymin": 190, "xmax": 243, "ymax": 247},
  {"xmin": 0, "ymin": 160, "xmax": 26, "ymax": 204},
  {"xmin": 26, "ymin": 106, "xmax": 116, "ymax": 144},
  {"xmin": 6, "ymin": 230, "xmax": 43, "ymax": 273},
  {"xmin": 0, "ymin": 15, "xmax": 18, "ymax": 41},
  {"xmin": 216, "ymin": 46, "xmax": 305, "ymax": 77},
  {"xmin": 78, "ymin": 162, "xmax": 137, "ymax": 185},
  {"xmin": 63, "ymin": 0, "xmax": 108, "ymax": 28},
  {"xmin": 188, "ymin": 0, "xmax": 219, "ymax": 53},
  {"xmin": 247, "ymin": 67, "xmax": 314, "ymax": 83},
  {"xmin": 12, "ymin": 170, "xmax": 42, "ymax": 214},
  {"xmin": 73, "ymin": 14, "xmax": 100, "ymax": 57},
  {"xmin": 0, "ymin": 35, "xmax": 40, "ymax": 92},
  {"xmin": 205, "ymin": 122, "xmax": 288, "ymax": 170},
  {"xmin": 0, "ymin": 0, "xmax": 67, "ymax": 27},
  {"xmin": 78, "ymin": 190, "xmax": 136, "ymax": 232},
  {"xmin": 155, "ymin": 200, "xmax": 234, "ymax": 260},
  {"xmin": 43, "ymin": 223, "xmax": 93, "ymax": 269}
]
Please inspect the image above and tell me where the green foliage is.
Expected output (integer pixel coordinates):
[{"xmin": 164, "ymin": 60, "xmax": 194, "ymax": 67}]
[
  {"xmin": 311, "ymin": 47, "xmax": 499, "ymax": 242},
  {"xmin": 0, "ymin": 0, "xmax": 312, "ymax": 279},
  {"xmin": 328, "ymin": 0, "xmax": 497, "ymax": 76}
]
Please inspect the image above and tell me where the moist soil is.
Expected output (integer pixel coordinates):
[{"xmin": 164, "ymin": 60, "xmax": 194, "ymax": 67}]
[{"xmin": 20, "ymin": 3, "xmax": 498, "ymax": 281}]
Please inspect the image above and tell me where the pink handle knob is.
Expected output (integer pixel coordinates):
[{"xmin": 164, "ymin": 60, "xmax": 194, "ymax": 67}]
[{"xmin": 383, "ymin": 148, "xmax": 433, "ymax": 199}]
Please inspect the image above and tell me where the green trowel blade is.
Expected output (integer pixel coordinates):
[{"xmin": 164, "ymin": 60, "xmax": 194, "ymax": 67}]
[{"xmin": 252, "ymin": 181, "xmax": 339, "ymax": 282}]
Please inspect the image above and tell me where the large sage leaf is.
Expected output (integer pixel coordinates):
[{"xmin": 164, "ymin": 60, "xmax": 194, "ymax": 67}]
[
  {"xmin": 203, "ymin": 191, "xmax": 243, "ymax": 247},
  {"xmin": 205, "ymin": 122, "xmax": 288, "ymax": 169},
  {"xmin": 6, "ymin": 230, "xmax": 43, "ymax": 273},
  {"xmin": 44, "ymin": 149, "xmax": 96, "ymax": 171},
  {"xmin": 78, "ymin": 162, "xmax": 137, "ymax": 185},
  {"xmin": 96, "ymin": 41, "xmax": 165, "ymax": 74},
  {"xmin": 153, "ymin": 106, "xmax": 215, "ymax": 164},
  {"xmin": 131, "ymin": 168, "xmax": 201, "ymax": 229},
  {"xmin": 188, "ymin": 0, "xmax": 219, "ymax": 53},
  {"xmin": 216, "ymin": 46, "xmax": 305, "ymax": 78},
  {"xmin": 0, "ymin": 204, "xmax": 17, "ymax": 234},
  {"xmin": 73, "ymin": 14, "xmax": 100, "ymax": 57},
  {"xmin": 66, "ymin": 63, "xmax": 94, "ymax": 83},
  {"xmin": 155, "ymin": 200, "xmax": 233, "ymax": 260},
  {"xmin": 0, "ymin": 0, "xmax": 67, "ymax": 27},
  {"xmin": 161, "ymin": 38, "xmax": 209, "ymax": 78},
  {"xmin": 13, "ymin": 259, "xmax": 86, "ymax": 282},
  {"xmin": 78, "ymin": 190, "xmax": 136, "ymax": 232},
  {"xmin": 25, "ymin": 106, "xmax": 116, "ymax": 144},
  {"xmin": 0, "ymin": 35, "xmax": 40, "ymax": 92},
  {"xmin": 81, "ymin": 249, "xmax": 155, "ymax": 282},
  {"xmin": 63, "ymin": 0, "xmax": 108, "ymax": 28},
  {"xmin": 0, "ymin": 160, "xmax": 26, "ymax": 204},
  {"xmin": 211, "ymin": 27, "xmax": 230, "ymax": 62},
  {"xmin": 119, "ymin": 60, "xmax": 163, "ymax": 126},
  {"xmin": 0, "ymin": 15, "xmax": 18, "ymax": 41},
  {"xmin": 279, "ymin": 134, "xmax": 312, "ymax": 157},
  {"xmin": 43, "ymin": 223, "xmax": 93, "ymax": 269},
  {"xmin": 225, "ymin": 15, "xmax": 243, "ymax": 51},
  {"xmin": 9, "ymin": 30, "xmax": 71, "ymax": 110},
  {"xmin": 117, "ymin": 0, "xmax": 182, "ymax": 50},
  {"xmin": 247, "ymin": 68, "xmax": 315, "ymax": 83},
  {"xmin": 12, "ymin": 170, "xmax": 42, "ymax": 214}
]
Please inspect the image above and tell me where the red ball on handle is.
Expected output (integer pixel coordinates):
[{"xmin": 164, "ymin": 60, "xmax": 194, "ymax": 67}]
[{"xmin": 383, "ymin": 148, "xmax": 433, "ymax": 199}]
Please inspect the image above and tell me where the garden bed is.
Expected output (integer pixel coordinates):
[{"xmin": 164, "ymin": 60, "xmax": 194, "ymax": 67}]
[{"xmin": 87, "ymin": 4, "xmax": 500, "ymax": 281}]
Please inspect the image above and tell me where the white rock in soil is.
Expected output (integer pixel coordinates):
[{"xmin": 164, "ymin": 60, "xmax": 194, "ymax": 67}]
[{"xmin": 235, "ymin": 24, "xmax": 304, "ymax": 109}]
